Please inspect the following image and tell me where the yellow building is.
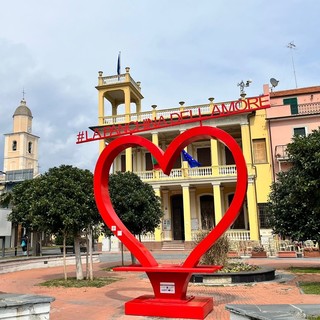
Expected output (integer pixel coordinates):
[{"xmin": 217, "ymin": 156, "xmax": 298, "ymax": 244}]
[{"xmin": 94, "ymin": 68, "xmax": 273, "ymax": 250}]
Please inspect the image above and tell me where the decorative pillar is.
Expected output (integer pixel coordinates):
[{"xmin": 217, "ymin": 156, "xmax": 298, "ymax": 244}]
[
  {"xmin": 247, "ymin": 178, "xmax": 259, "ymax": 240},
  {"xmin": 212, "ymin": 182, "xmax": 222, "ymax": 225},
  {"xmin": 182, "ymin": 184, "xmax": 192, "ymax": 241},
  {"xmin": 154, "ymin": 187, "xmax": 162, "ymax": 242}
]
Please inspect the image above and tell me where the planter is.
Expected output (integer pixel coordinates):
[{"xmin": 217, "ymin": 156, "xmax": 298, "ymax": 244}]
[
  {"xmin": 303, "ymin": 250, "xmax": 320, "ymax": 258},
  {"xmin": 227, "ymin": 251, "xmax": 240, "ymax": 258},
  {"xmin": 251, "ymin": 251, "xmax": 267, "ymax": 258},
  {"xmin": 277, "ymin": 251, "xmax": 297, "ymax": 258}
]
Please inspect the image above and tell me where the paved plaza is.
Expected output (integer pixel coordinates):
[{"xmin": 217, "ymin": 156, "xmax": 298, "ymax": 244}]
[{"xmin": 0, "ymin": 252, "xmax": 320, "ymax": 319}]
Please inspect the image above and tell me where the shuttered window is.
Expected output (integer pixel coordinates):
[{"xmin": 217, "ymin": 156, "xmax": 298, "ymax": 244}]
[{"xmin": 253, "ymin": 139, "xmax": 267, "ymax": 164}]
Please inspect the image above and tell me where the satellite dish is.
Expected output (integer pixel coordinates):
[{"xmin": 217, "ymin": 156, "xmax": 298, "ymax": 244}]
[{"xmin": 270, "ymin": 78, "xmax": 279, "ymax": 88}]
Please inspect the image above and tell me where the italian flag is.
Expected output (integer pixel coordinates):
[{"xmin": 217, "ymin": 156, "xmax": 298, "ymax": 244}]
[{"xmin": 151, "ymin": 155, "xmax": 160, "ymax": 170}]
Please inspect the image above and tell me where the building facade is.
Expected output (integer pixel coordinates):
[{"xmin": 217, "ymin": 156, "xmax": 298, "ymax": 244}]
[
  {"xmin": 267, "ymin": 85, "xmax": 320, "ymax": 177},
  {"xmin": 94, "ymin": 68, "xmax": 274, "ymax": 250}
]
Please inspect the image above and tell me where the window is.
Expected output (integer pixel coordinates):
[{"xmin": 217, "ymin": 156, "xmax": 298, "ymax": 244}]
[
  {"xmin": 258, "ymin": 203, "xmax": 270, "ymax": 228},
  {"xmin": 228, "ymin": 194, "xmax": 245, "ymax": 229},
  {"xmin": 283, "ymin": 97, "xmax": 298, "ymax": 115},
  {"xmin": 145, "ymin": 153, "xmax": 153, "ymax": 171},
  {"xmin": 293, "ymin": 127, "xmax": 306, "ymax": 137},
  {"xmin": 120, "ymin": 154, "xmax": 126, "ymax": 172},
  {"xmin": 12, "ymin": 140, "xmax": 17, "ymax": 151},
  {"xmin": 28, "ymin": 142, "xmax": 32, "ymax": 153},
  {"xmin": 252, "ymin": 139, "xmax": 267, "ymax": 163},
  {"xmin": 197, "ymin": 147, "xmax": 211, "ymax": 166}
]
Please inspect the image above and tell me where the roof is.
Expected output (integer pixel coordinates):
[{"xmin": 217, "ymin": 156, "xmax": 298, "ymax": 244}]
[
  {"xmin": 270, "ymin": 86, "xmax": 320, "ymax": 98},
  {"xmin": 13, "ymin": 99, "xmax": 33, "ymax": 118}
]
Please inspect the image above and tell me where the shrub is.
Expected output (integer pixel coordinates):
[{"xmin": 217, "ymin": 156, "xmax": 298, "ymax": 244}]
[
  {"xmin": 194, "ymin": 232, "xmax": 230, "ymax": 266},
  {"xmin": 252, "ymin": 245, "xmax": 265, "ymax": 253}
]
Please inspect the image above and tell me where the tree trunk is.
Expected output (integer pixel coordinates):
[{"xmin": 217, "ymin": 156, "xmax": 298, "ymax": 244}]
[
  {"xmin": 63, "ymin": 233, "xmax": 67, "ymax": 280},
  {"xmin": 74, "ymin": 235, "xmax": 84, "ymax": 280},
  {"xmin": 32, "ymin": 232, "xmax": 41, "ymax": 256},
  {"xmin": 88, "ymin": 227, "xmax": 93, "ymax": 280},
  {"xmin": 85, "ymin": 233, "xmax": 89, "ymax": 280}
]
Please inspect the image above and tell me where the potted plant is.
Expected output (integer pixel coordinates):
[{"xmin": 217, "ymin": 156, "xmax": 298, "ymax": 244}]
[
  {"xmin": 251, "ymin": 245, "xmax": 267, "ymax": 258},
  {"xmin": 303, "ymin": 247, "xmax": 320, "ymax": 258}
]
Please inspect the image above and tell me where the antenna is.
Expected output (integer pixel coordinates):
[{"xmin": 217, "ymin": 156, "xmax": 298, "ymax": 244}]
[
  {"xmin": 270, "ymin": 78, "xmax": 279, "ymax": 91},
  {"xmin": 287, "ymin": 41, "xmax": 298, "ymax": 88},
  {"xmin": 237, "ymin": 79, "xmax": 252, "ymax": 96}
]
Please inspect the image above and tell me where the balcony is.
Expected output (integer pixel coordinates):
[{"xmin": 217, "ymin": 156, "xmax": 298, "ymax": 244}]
[
  {"xmin": 298, "ymin": 102, "xmax": 320, "ymax": 115},
  {"xmin": 136, "ymin": 165, "xmax": 237, "ymax": 182},
  {"xmin": 267, "ymin": 101, "xmax": 320, "ymax": 119},
  {"xmin": 275, "ymin": 145, "xmax": 289, "ymax": 161}
]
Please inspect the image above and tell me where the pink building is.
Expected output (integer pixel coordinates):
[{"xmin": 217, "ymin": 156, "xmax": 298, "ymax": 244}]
[{"xmin": 266, "ymin": 85, "xmax": 320, "ymax": 178}]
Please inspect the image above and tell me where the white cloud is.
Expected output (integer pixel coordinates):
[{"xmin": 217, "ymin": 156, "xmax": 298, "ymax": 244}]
[{"xmin": 0, "ymin": 0, "xmax": 319, "ymax": 173}]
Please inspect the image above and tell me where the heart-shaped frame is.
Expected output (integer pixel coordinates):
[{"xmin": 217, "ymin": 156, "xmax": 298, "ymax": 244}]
[{"xmin": 94, "ymin": 126, "xmax": 248, "ymax": 269}]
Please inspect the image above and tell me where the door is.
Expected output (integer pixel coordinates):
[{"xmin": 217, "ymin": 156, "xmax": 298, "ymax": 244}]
[
  {"xmin": 171, "ymin": 195, "xmax": 185, "ymax": 240},
  {"xmin": 200, "ymin": 195, "xmax": 215, "ymax": 229}
]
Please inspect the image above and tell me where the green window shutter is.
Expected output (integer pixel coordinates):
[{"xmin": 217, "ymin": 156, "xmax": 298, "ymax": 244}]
[{"xmin": 283, "ymin": 97, "xmax": 298, "ymax": 115}]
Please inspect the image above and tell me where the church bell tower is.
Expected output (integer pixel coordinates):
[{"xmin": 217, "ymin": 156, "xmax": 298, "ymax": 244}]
[{"xmin": 3, "ymin": 98, "xmax": 39, "ymax": 178}]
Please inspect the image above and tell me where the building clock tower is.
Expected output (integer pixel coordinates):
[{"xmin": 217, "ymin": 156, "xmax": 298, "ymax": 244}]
[{"xmin": 3, "ymin": 98, "xmax": 39, "ymax": 179}]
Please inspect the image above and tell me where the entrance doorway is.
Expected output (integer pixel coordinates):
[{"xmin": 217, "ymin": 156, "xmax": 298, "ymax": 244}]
[
  {"xmin": 200, "ymin": 195, "xmax": 215, "ymax": 229},
  {"xmin": 171, "ymin": 195, "xmax": 185, "ymax": 240}
]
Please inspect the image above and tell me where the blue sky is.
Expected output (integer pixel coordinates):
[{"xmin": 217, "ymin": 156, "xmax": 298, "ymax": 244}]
[{"xmin": 0, "ymin": 0, "xmax": 319, "ymax": 173}]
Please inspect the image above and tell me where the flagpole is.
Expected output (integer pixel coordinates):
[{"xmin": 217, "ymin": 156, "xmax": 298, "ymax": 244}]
[{"xmin": 117, "ymin": 51, "xmax": 121, "ymax": 80}]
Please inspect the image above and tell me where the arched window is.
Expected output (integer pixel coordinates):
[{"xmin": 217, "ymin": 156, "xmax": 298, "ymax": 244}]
[
  {"xmin": 28, "ymin": 142, "xmax": 32, "ymax": 153},
  {"xmin": 12, "ymin": 140, "xmax": 17, "ymax": 151}
]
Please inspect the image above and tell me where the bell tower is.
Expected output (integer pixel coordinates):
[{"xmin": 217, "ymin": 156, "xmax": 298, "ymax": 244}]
[{"xmin": 3, "ymin": 98, "xmax": 39, "ymax": 176}]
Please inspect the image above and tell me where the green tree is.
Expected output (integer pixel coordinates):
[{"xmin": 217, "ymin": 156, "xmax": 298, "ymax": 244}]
[
  {"xmin": 9, "ymin": 165, "xmax": 101, "ymax": 280},
  {"xmin": 108, "ymin": 171, "xmax": 163, "ymax": 239},
  {"xmin": 268, "ymin": 129, "xmax": 320, "ymax": 244}
]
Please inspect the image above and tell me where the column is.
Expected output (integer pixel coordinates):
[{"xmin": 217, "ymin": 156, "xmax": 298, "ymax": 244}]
[
  {"xmin": 151, "ymin": 131, "xmax": 160, "ymax": 179},
  {"xmin": 125, "ymin": 148, "xmax": 132, "ymax": 172},
  {"xmin": 154, "ymin": 187, "xmax": 162, "ymax": 242},
  {"xmin": 162, "ymin": 189, "xmax": 171, "ymax": 240},
  {"xmin": 182, "ymin": 184, "xmax": 192, "ymax": 241},
  {"xmin": 212, "ymin": 182, "xmax": 222, "ymax": 225},
  {"xmin": 240, "ymin": 121, "xmax": 253, "ymax": 165},
  {"xmin": 124, "ymin": 87, "xmax": 131, "ymax": 121},
  {"xmin": 211, "ymin": 139, "xmax": 219, "ymax": 176},
  {"xmin": 247, "ymin": 178, "xmax": 259, "ymax": 240},
  {"xmin": 98, "ymin": 91, "xmax": 105, "ymax": 153}
]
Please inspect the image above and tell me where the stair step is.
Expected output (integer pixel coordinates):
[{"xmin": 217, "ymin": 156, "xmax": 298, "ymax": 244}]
[{"xmin": 161, "ymin": 242, "xmax": 185, "ymax": 251}]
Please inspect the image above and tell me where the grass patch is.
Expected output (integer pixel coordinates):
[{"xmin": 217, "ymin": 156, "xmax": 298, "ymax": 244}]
[
  {"xmin": 38, "ymin": 277, "xmax": 120, "ymax": 288},
  {"xmin": 307, "ymin": 316, "xmax": 320, "ymax": 320},
  {"xmin": 299, "ymin": 282, "xmax": 320, "ymax": 295},
  {"xmin": 289, "ymin": 267, "xmax": 320, "ymax": 274}
]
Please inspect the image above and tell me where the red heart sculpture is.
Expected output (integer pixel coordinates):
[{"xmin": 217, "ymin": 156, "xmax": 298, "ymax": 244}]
[{"xmin": 94, "ymin": 126, "xmax": 247, "ymax": 269}]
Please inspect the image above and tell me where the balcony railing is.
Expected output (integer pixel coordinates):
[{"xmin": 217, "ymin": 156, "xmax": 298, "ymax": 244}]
[
  {"xmin": 135, "ymin": 165, "xmax": 237, "ymax": 181},
  {"xmin": 191, "ymin": 230, "xmax": 250, "ymax": 241},
  {"xmin": 275, "ymin": 145, "xmax": 289, "ymax": 161},
  {"xmin": 298, "ymin": 102, "xmax": 320, "ymax": 115}
]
